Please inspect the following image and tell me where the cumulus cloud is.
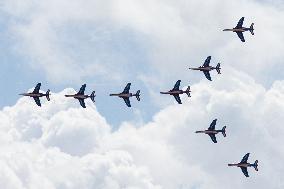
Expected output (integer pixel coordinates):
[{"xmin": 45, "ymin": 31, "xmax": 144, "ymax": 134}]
[
  {"xmin": 0, "ymin": 71, "xmax": 283, "ymax": 188},
  {"xmin": 0, "ymin": 89, "xmax": 160, "ymax": 189}
]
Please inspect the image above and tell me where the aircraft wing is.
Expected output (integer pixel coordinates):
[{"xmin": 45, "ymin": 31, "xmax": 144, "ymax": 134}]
[
  {"xmin": 236, "ymin": 32, "xmax": 245, "ymax": 42},
  {"xmin": 202, "ymin": 56, "xmax": 211, "ymax": 67},
  {"xmin": 172, "ymin": 80, "xmax": 181, "ymax": 90},
  {"xmin": 208, "ymin": 119, "xmax": 217, "ymax": 130},
  {"xmin": 208, "ymin": 134, "xmax": 217, "ymax": 143},
  {"xmin": 78, "ymin": 99, "xmax": 86, "ymax": 108},
  {"xmin": 241, "ymin": 167, "xmax": 249, "ymax": 177},
  {"xmin": 33, "ymin": 97, "xmax": 41, "ymax": 107},
  {"xmin": 123, "ymin": 83, "xmax": 131, "ymax": 94},
  {"xmin": 173, "ymin": 95, "xmax": 182, "ymax": 104},
  {"xmin": 123, "ymin": 97, "xmax": 131, "ymax": 107},
  {"xmin": 203, "ymin": 71, "xmax": 212, "ymax": 81},
  {"xmin": 33, "ymin": 83, "xmax": 41, "ymax": 93},
  {"xmin": 77, "ymin": 84, "xmax": 86, "ymax": 95},
  {"xmin": 241, "ymin": 153, "xmax": 250, "ymax": 163},
  {"xmin": 236, "ymin": 17, "xmax": 244, "ymax": 28}
]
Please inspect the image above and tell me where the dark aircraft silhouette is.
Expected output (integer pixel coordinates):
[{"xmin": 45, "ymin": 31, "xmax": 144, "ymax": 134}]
[
  {"xmin": 160, "ymin": 80, "xmax": 191, "ymax": 104},
  {"xmin": 189, "ymin": 56, "xmax": 221, "ymax": 81},
  {"xmin": 223, "ymin": 17, "xmax": 254, "ymax": 42},
  {"xmin": 228, "ymin": 153, "xmax": 258, "ymax": 177},
  {"xmin": 19, "ymin": 83, "xmax": 50, "ymax": 107},
  {"xmin": 109, "ymin": 83, "xmax": 140, "ymax": 107},
  {"xmin": 195, "ymin": 119, "xmax": 226, "ymax": 143},
  {"xmin": 65, "ymin": 84, "xmax": 95, "ymax": 108}
]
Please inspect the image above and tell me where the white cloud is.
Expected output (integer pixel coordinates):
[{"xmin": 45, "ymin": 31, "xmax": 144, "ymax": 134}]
[
  {"xmin": 0, "ymin": 71, "xmax": 283, "ymax": 188},
  {"xmin": 2, "ymin": 0, "xmax": 284, "ymax": 85},
  {"xmin": 0, "ymin": 90, "xmax": 160, "ymax": 189}
]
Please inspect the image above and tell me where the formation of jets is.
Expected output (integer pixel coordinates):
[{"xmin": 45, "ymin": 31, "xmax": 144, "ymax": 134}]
[{"xmin": 18, "ymin": 17, "xmax": 258, "ymax": 178}]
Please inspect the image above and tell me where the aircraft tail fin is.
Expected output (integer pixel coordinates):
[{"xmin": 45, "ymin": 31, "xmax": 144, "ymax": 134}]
[
  {"xmin": 253, "ymin": 160, "xmax": 258, "ymax": 171},
  {"xmin": 90, "ymin": 91, "xmax": 96, "ymax": 103},
  {"xmin": 135, "ymin": 90, "xmax": 141, "ymax": 101},
  {"xmin": 222, "ymin": 126, "xmax": 226, "ymax": 137},
  {"xmin": 216, "ymin": 63, "xmax": 221, "ymax": 74},
  {"xmin": 46, "ymin": 89, "xmax": 50, "ymax": 101},
  {"xmin": 186, "ymin": 86, "xmax": 191, "ymax": 97},
  {"xmin": 250, "ymin": 23, "xmax": 254, "ymax": 35}
]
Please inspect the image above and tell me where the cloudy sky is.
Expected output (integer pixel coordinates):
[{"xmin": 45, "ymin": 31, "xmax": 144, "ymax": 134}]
[{"xmin": 0, "ymin": 0, "xmax": 283, "ymax": 188}]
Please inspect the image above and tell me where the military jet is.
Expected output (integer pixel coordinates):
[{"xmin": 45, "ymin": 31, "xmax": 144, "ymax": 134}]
[
  {"xmin": 160, "ymin": 80, "xmax": 191, "ymax": 104},
  {"xmin": 65, "ymin": 84, "xmax": 95, "ymax": 108},
  {"xmin": 19, "ymin": 83, "xmax": 50, "ymax": 107},
  {"xmin": 223, "ymin": 17, "xmax": 254, "ymax": 42},
  {"xmin": 189, "ymin": 56, "xmax": 221, "ymax": 81},
  {"xmin": 195, "ymin": 119, "xmax": 226, "ymax": 143},
  {"xmin": 109, "ymin": 83, "xmax": 140, "ymax": 107},
  {"xmin": 228, "ymin": 153, "xmax": 258, "ymax": 177}
]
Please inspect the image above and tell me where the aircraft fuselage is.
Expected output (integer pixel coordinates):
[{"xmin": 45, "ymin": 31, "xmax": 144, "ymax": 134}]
[
  {"xmin": 195, "ymin": 130, "xmax": 222, "ymax": 134},
  {"xmin": 189, "ymin": 66, "xmax": 216, "ymax": 72},
  {"xmin": 110, "ymin": 93, "xmax": 135, "ymax": 98},
  {"xmin": 228, "ymin": 163, "xmax": 253, "ymax": 168},
  {"xmin": 65, "ymin": 94, "xmax": 90, "ymax": 100},
  {"xmin": 20, "ymin": 93, "xmax": 46, "ymax": 97},
  {"xmin": 223, "ymin": 27, "xmax": 250, "ymax": 33},
  {"xmin": 160, "ymin": 90, "xmax": 189, "ymax": 95}
]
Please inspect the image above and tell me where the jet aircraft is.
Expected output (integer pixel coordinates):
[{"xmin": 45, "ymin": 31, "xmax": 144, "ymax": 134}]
[
  {"xmin": 65, "ymin": 84, "xmax": 95, "ymax": 108},
  {"xmin": 160, "ymin": 80, "xmax": 191, "ymax": 104},
  {"xmin": 195, "ymin": 119, "xmax": 226, "ymax": 143},
  {"xmin": 189, "ymin": 56, "xmax": 221, "ymax": 81},
  {"xmin": 19, "ymin": 83, "xmax": 50, "ymax": 107},
  {"xmin": 109, "ymin": 83, "xmax": 140, "ymax": 107},
  {"xmin": 223, "ymin": 17, "xmax": 254, "ymax": 42},
  {"xmin": 228, "ymin": 153, "xmax": 258, "ymax": 177}
]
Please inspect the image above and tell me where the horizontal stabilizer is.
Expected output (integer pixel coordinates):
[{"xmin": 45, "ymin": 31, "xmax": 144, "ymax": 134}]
[
  {"xmin": 135, "ymin": 90, "xmax": 140, "ymax": 101},
  {"xmin": 46, "ymin": 89, "xmax": 50, "ymax": 101},
  {"xmin": 250, "ymin": 23, "xmax": 254, "ymax": 35},
  {"xmin": 216, "ymin": 63, "xmax": 221, "ymax": 74},
  {"xmin": 222, "ymin": 126, "xmax": 226, "ymax": 137},
  {"xmin": 90, "ymin": 91, "xmax": 96, "ymax": 103},
  {"xmin": 186, "ymin": 86, "xmax": 191, "ymax": 97},
  {"xmin": 254, "ymin": 160, "xmax": 258, "ymax": 171}
]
